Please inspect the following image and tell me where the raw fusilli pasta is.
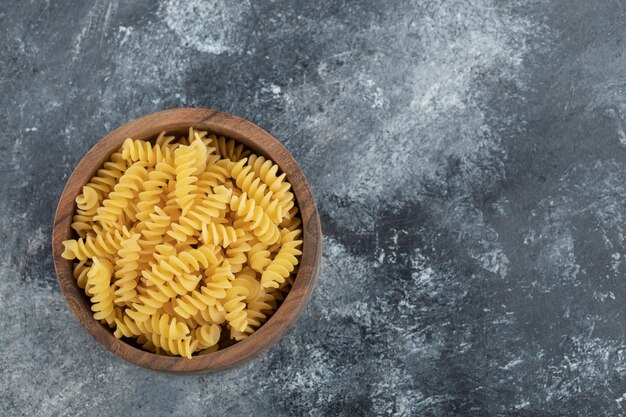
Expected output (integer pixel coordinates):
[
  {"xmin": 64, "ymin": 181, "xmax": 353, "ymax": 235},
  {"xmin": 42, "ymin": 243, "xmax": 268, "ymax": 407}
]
[{"xmin": 62, "ymin": 128, "xmax": 302, "ymax": 357}]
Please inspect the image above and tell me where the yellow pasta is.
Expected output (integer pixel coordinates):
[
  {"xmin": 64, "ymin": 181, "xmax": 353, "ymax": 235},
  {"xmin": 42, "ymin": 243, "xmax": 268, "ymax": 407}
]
[
  {"xmin": 208, "ymin": 134, "xmax": 250, "ymax": 162},
  {"xmin": 121, "ymin": 138, "xmax": 174, "ymax": 167},
  {"xmin": 230, "ymin": 193, "xmax": 280, "ymax": 245},
  {"xmin": 229, "ymin": 158, "xmax": 283, "ymax": 223},
  {"xmin": 61, "ymin": 128, "xmax": 302, "ymax": 357},
  {"xmin": 86, "ymin": 257, "xmax": 116, "ymax": 325},
  {"xmin": 113, "ymin": 233, "xmax": 141, "ymax": 305},
  {"xmin": 93, "ymin": 164, "xmax": 148, "ymax": 225},
  {"xmin": 174, "ymin": 139, "xmax": 207, "ymax": 214},
  {"xmin": 261, "ymin": 229, "xmax": 303, "ymax": 289},
  {"xmin": 193, "ymin": 323, "xmax": 221, "ymax": 351},
  {"xmin": 223, "ymin": 283, "xmax": 249, "ymax": 332},
  {"xmin": 246, "ymin": 154, "xmax": 294, "ymax": 213}
]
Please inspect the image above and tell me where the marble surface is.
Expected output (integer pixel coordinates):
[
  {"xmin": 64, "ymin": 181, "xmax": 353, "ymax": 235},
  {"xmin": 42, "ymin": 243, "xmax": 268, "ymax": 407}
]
[{"xmin": 2, "ymin": 0, "xmax": 626, "ymax": 415}]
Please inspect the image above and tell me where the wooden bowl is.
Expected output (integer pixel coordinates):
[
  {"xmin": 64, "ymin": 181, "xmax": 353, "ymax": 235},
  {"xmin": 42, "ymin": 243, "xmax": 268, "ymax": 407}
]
[{"xmin": 52, "ymin": 108, "xmax": 322, "ymax": 373}]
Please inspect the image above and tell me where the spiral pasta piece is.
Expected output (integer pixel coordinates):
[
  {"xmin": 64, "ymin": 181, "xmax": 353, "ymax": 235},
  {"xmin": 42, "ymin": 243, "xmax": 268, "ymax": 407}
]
[
  {"xmin": 151, "ymin": 243, "xmax": 177, "ymax": 264},
  {"xmin": 190, "ymin": 185, "xmax": 232, "ymax": 219},
  {"xmin": 172, "ymin": 288, "xmax": 216, "ymax": 319},
  {"xmin": 248, "ymin": 242, "xmax": 272, "ymax": 273},
  {"xmin": 137, "ymin": 206, "xmax": 171, "ymax": 264},
  {"xmin": 225, "ymin": 274, "xmax": 271, "ymax": 341},
  {"xmin": 113, "ymin": 313, "xmax": 143, "ymax": 338},
  {"xmin": 135, "ymin": 161, "xmax": 175, "ymax": 222},
  {"xmin": 208, "ymin": 134, "xmax": 249, "ymax": 161},
  {"xmin": 261, "ymin": 229, "xmax": 303, "ymax": 289},
  {"xmin": 223, "ymin": 283, "xmax": 248, "ymax": 332},
  {"xmin": 71, "ymin": 214, "xmax": 94, "ymax": 239},
  {"xmin": 155, "ymin": 130, "xmax": 177, "ymax": 148},
  {"xmin": 228, "ymin": 328, "xmax": 250, "ymax": 341},
  {"xmin": 230, "ymin": 193, "xmax": 280, "ymax": 245},
  {"xmin": 61, "ymin": 226, "xmax": 131, "ymax": 261},
  {"xmin": 126, "ymin": 286, "xmax": 172, "ymax": 324},
  {"xmin": 85, "ymin": 151, "xmax": 128, "ymax": 201},
  {"xmin": 230, "ymin": 159, "xmax": 283, "ymax": 223},
  {"xmin": 137, "ymin": 313, "xmax": 190, "ymax": 339},
  {"xmin": 142, "ymin": 245, "xmax": 219, "ymax": 287},
  {"xmin": 172, "ymin": 263, "xmax": 234, "ymax": 318},
  {"xmin": 246, "ymin": 154, "xmax": 294, "ymax": 213},
  {"xmin": 146, "ymin": 333, "xmax": 197, "ymax": 359},
  {"xmin": 228, "ymin": 290, "xmax": 277, "ymax": 342},
  {"xmin": 121, "ymin": 139, "xmax": 174, "ymax": 167},
  {"xmin": 113, "ymin": 233, "xmax": 141, "ymax": 305},
  {"xmin": 187, "ymin": 128, "xmax": 216, "ymax": 161},
  {"xmin": 73, "ymin": 259, "xmax": 92, "ymax": 289},
  {"xmin": 166, "ymin": 216, "xmax": 201, "ymax": 243},
  {"xmin": 174, "ymin": 139, "xmax": 207, "ymax": 214},
  {"xmin": 206, "ymin": 260, "xmax": 235, "ymax": 286},
  {"xmin": 166, "ymin": 185, "xmax": 232, "ymax": 243},
  {"xmin": 201, "ymin": 223, "xmax": 240, "ymax": 247},
  {"xmin": 71, "ymin": 185, "xmax": 104, "ymax": 237},
  {"xmin": 235, "ymin": 269, "xmax": 262, "ymax": 299},
  {"xmin": 197, "ymin": 158, "xmax": 228, "ymax": 192},
  {"xmin": 86, "ymin": 258, "xmax": 116, "ymax": 325},
  {"xmin": 188, "ymin": 302, "xmax": 227, "ymax": 327},
  {"xmin": 192, "ymin": 324, "xmax": 221, "ymax": 350},
  {"xmin": 74, "ymin": 186, "xmax": 99, "ymax": 220},
  {"xmin": 224, "ymin": 232, "xmax": 252, "ymax": 273},
  {"xmin": 136, "ymin": 313, "xmax": 197, "ymax": 358},
  {"xmin": 94, "ymin": 163, "xmax": 148, "ymax": 225}
]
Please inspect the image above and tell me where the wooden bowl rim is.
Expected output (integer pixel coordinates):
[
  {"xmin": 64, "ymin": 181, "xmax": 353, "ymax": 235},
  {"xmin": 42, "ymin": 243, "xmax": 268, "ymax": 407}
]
[{"xmin": 51, "ymin": 108, "xmax": 322, "ymax": 373}]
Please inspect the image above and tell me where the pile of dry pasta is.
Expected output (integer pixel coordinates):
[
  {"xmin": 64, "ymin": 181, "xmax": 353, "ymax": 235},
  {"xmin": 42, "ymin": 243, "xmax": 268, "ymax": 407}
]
[{"xmin": 61, "ymin": 128, "xmax": 302, "ymax": 358}]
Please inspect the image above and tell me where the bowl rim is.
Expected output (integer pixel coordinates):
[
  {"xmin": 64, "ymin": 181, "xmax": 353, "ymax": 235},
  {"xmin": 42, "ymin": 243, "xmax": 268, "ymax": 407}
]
[{"xmin": 51, "ymin": 108, "xmax": 322, "ymax": 373}]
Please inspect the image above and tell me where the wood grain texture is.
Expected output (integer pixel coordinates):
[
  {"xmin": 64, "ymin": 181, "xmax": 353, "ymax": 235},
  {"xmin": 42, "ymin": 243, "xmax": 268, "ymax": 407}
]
[{"xmin": 52, "ymin": 108, "xmax": 322, "ymax": 373}]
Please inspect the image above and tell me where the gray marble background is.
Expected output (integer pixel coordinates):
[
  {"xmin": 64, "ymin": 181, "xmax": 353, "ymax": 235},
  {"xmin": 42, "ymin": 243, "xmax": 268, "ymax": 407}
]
[{"xmin": 2, "ymin": 0, "xmax": 626, "ymax": 415}]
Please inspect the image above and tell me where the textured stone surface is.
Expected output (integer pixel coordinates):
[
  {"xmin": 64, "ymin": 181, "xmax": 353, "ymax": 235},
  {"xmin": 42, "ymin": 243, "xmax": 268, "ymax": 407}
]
[{"xmin": 2, "ymin": 0, "xmax": 626, "ymax": 415}]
